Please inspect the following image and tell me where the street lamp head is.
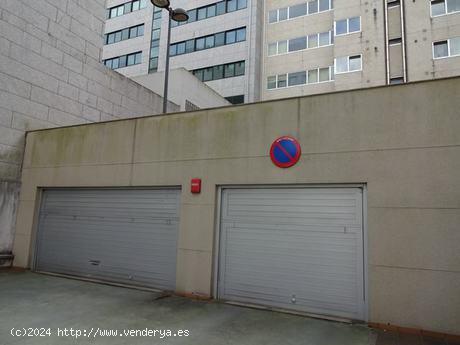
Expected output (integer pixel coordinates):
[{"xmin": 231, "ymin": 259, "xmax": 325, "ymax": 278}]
[
  {"xmin": 150, "ymin": 0, "xmax": 170, "ymax": 8},
  {"xmin": 171, "ymin": 8, "xmax": 189, "ymax": 22}
]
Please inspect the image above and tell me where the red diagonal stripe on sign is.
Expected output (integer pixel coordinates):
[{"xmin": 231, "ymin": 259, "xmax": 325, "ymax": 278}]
[{"xmin": 275, "ymin": 142, "xmax": 294, "ymax": 161}]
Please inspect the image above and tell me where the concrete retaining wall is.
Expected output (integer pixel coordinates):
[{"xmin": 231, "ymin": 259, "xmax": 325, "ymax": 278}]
[{"xmin": 12, "ymin": 77, "xmax": 460, "ymax": 335}]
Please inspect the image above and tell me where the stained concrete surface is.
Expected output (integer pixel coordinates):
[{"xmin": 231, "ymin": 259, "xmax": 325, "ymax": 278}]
[{"xmin": 0, "ymin": 271, "xmax": 377, "ymax": 345}]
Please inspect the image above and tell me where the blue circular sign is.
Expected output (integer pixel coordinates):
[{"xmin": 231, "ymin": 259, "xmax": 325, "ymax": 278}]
[{"xmin": 270, "ymin": 136, "xmax": 301, "ymax": 168}]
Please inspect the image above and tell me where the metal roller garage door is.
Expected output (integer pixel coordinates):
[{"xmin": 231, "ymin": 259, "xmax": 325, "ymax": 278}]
[
  {"xmin": 35, "ymin": 188, "xmax": 180, "ymax": 290},
  {"xmin": 217, "ymin": 187, "xmax": 365, "ymax": 320}
]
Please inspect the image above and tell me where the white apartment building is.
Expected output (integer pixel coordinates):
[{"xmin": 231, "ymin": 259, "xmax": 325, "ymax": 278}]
[
  {"xmin": 102, "ymin": 0, "xmax": 264, "ymax": 104},
  {"xmin": 262, "ymin": 0, "xmax": 460, "ymax": 100}
]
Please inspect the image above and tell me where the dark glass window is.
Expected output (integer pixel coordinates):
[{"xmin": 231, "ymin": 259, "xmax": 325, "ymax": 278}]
[
  {"xmin": 213, "ymin": 65, "xmax": 224, "ymax": 79},
  {"xmin": 119, "ymin": 55, "xmax": 127, "ymax": 68},
  {"xmin": 137, "ymin": 24, "xmax": 144, "ymax": 36},
  {"xmin": 289, "ymin": 3, "xmax": 307, "ymax": 18},
  {"xmin": 170, "ymin": 44, "xmax": 177, "ymax": 56},
  {"xmin": 237, "ymin": 0, "xmax": 247, "ymax": 9},
  {"xmin": 107, "ymin": 33, "xmax": 115, "ymax": 44},
  {"xmin": 129, "ymin": 27, "xmax": 137, "ymax": 38},
  {"xmin": 176, "ymin": 42, "xmax": 186, "ymax": 55},
  {"xmin": 196, "ymin": 37, "xmax": 206, "ymax": 50},
  {"xmin": 226, "ymin": 30, "xmax": 236, "ymax": 44},
  {"xmin": 335, "ymin": 19, "xmax": 347, "ymax": 35},
  {"xmin": 224, "ymin": 63, "xmax": 235, "ymax": 77},
  {"xmin": 216, "ymin": 1, "xmax": 226, "ymax": 14},
  {"xmin": 127, "ymin": 54, "xmax": 135, "ymax": 66},
  {"xmin": 194, "ymin": 69, "xmax": 204, "ymax": 81},
  {"xmin": 234, "ymin": 61, "xmax": 245, "ymax": 75},
  {"xmin": 349, "ymin": 17, "xmax": 360, "ymax": 32},
  {"xmin": 289, "ymin": 37, "xmax": 307, "ymax": 51},
  {"xmin": 308, "ymin": 0, "xmax": 318, "ymax": 14},
  {"xmin": 152, "ymin": 18, "xmax": 161, "ymax": 29},
  {"xmin": 170, "ymin": 28, "xmax": 246, "ymax": 57},
  {"xmin": 215, "ymin": 32, "xmax": 226, "ymax": 46},
  {"xmin": 124, "ymin": 2, "xmax": 132, "ymax": 13},
  {"xmin": 150, "ymin": 46, "xmax": 159, "ymax": 57},
  {"xmin": 319, "ymin": 0, "xmax": 330, "ymax": 11},
  {"xmin": 203, "ymin": 67, "xmax": 213, "ymax": 81},
  {"xmin": 236, "ymin": 28, "xmax": 246, "ymax": 41},
  {"xmin": 277, "ymin": 74, "xmax": 287, "ymax": 88},
  {"xmin": 188, "ymin": 9, "xmax": 197, "ymax": 22},
  {"xmin": 149, "ymin": 57, "xmax": 158, "ymax": 70},
  {"xmin": 115, "ymin": 31, "xmax": 122, "ymax": 42},
  {"xmin": 205, "ymin": 35, "xmax": 215, "ymax": 48},
  {"xmin": 135, "ymin": 52, "xmax": 142, "ymax": 64},
  {"xmin": 227, "ymin": 0, "xmax": 237, "ymax": 12},
  {"xmin": 121, "ymin": 28, "xmax": 130, "ymax": 40},
  {"xmin": 185, "ymin": 40, "xmax": 194, "ymax": 53},
  {"xmin": 152, "ymin": 29, "xmax": 160, "ymax": 40},
  {"xmin": 225, "ymin": 95, "xmax": 244, "ymax": 104},
  {"xmin": 288, "ymin": 71, "xmax": 306, "ymax": 86},
  {"xmin": 207, "ymin": 4, "xmax": 216, "ymax": 17},
  {"xmin": 150, "ymin": 47, "xmax": 159, "ymax": 56},
  {"xmin": 431, "ymin": 0, "xmax": 445, "ymax": 16},
  {"xmin": 197, "ymin": 7, "xmax": 207, "ymax": 20},
  {"xmin": 433, "ymin": 41, "xmax": 448, "ymax": 58},
  {"xmin": 279, "ymin": 7, "xmax": 288, "ymax": 20}
]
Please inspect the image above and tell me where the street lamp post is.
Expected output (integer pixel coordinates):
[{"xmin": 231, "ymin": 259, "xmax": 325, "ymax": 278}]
[{"xmin": 150, "ymin": 0, "xmax": 189, "ymax": 113}]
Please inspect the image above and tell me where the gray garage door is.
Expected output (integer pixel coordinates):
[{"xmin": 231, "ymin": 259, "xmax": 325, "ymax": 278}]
[
  {"xmin": 35, "ymin": 188, "xmax": 180, "ymax": 290},
  {"xmin": 218, "ymin": 187, "xmax": 365, "ymax": 320}
]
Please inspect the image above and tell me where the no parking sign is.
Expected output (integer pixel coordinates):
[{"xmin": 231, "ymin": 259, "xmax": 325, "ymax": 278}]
[{"xmin": 270, "ymin": 136, "xmax": 301, "ymax": 168}]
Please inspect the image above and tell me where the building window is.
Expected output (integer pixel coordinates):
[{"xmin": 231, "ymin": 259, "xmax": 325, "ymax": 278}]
[
  {"xmin": 149, "ymin": 7, "xmax": 162, "ymax": 73},
  {"xmin": 267, "ymin": 66, "xmax": 334, "ymax": 89},
  {"xmin": 268, "ymin": 0, "xmax": 332, "ymax": 23},
  {"xmin": 433, "ymin": 37, "xmax": 460, "ymax": 58},
  {"xmin": 390, "ymin": 77, "xmax": 404, "ymax": 84},
  {"xmin": 308, "ymin": 69, "xmax": 318, "ymax": 83},
  {"xmin": 430, "ymin": 0, "xmax": 460, "ymax": 16},
  {"xmin": 268, "ymin": 43, "xmax": 277, "ymax": 56},
  {"xmin": 192, "ymin": 61, "xmax": 245, "ymax": 82},
  {"xmin": 268, "ymin": 10, "xmax": 278, "ymax": 23},
  {"xmin": 289, "ymin": 3, "xmax": 308, "ymax": 18},
  {"xmin": 277, "ymin": 74, "xmax": 287, "ymax": 88},
  {"xmin": 171, "ymin": 27, "xmax": 246, "ymax": 56},
  {"xmin": 171, "ymin": 0, "xmax": 247, "ymax": 27},
  {"xmin": 105, "ymin": 24, "xmax": 145, "ymax": 45},
  {"xmin": 267, "ymin": 31, "xmax": 333, "ymax": 56},
  {"xmin": 288, "ymin": 71, "xmax": 307, "ymax": 86},
  {"xmin": 334, "ymin": 55, "xmax": 362, "ymax": 74},
  {"xmin": 289, "ymin": 37, "xmax": 307, "ymax": 52},
  {"xmin": 267, "ymin": 76, "xmax": 277, "ymax": 89},
  {"xmin": 107, "ymin": 0, "xmax": 147, "ymax": 19},
  {"xmin": 227, "ymin": 0, "xmax": 237, "ymax": 12},
  {"xmin": 104, "ymin": 51, "xmax": 142, "ymax": 70},
  {"xmin": 225, "ymin": 95, "xmax": 244, "ymax": 104},
  {"xmin": 335, "ymin": 17, "xmax": 361, "ymax": 36}
]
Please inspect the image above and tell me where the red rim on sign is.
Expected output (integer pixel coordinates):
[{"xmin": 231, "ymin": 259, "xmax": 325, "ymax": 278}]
[{"xmin": 270, "ymin": 136, "xmax": 301, "ymax": 168}]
